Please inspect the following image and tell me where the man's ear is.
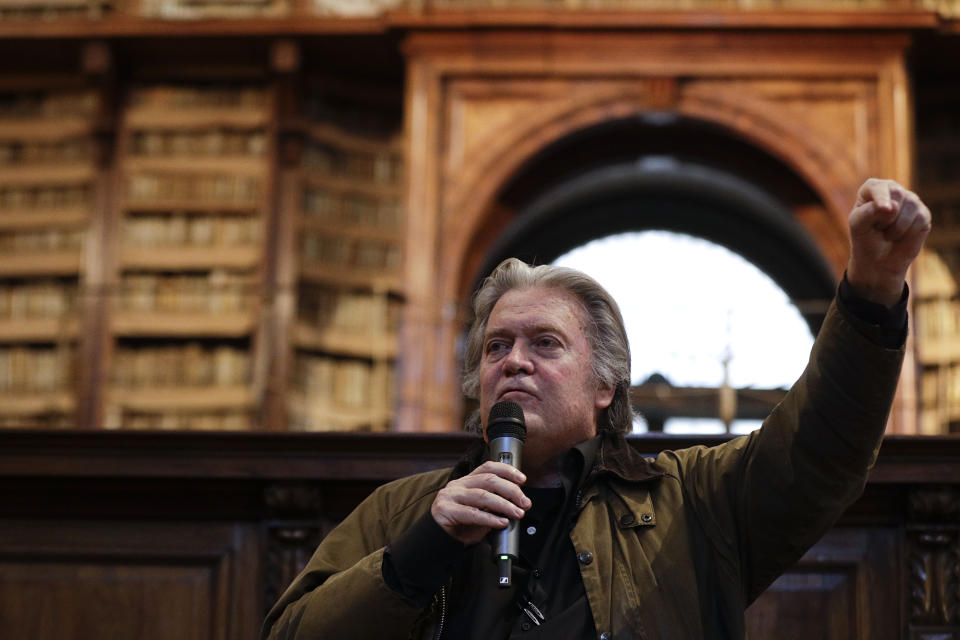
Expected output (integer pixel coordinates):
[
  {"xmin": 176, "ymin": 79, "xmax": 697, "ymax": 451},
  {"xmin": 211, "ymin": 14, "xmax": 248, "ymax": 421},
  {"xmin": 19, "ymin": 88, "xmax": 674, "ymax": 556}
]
[{"xmin": 594, "ymin": 382, "xmax": 615, "ymax": 411}]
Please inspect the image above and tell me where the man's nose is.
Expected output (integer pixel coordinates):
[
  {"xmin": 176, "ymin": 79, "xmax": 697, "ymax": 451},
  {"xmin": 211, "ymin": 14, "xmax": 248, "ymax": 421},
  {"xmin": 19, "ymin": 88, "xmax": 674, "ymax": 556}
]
[{"xmin": 503, "ymin": 343, "xmax": 534, "ymax": 375}]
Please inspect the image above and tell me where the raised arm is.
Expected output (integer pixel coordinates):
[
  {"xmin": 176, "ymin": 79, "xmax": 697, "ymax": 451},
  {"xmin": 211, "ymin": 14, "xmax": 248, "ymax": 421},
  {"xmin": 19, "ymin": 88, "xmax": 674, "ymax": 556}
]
[{"xmin": 671, "ymin": 178, "xmax": 931, "ymax": 603}]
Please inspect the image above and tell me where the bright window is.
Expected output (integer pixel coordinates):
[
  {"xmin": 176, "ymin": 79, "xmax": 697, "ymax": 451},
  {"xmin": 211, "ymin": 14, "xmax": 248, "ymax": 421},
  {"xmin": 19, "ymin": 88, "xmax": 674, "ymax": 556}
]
[{"xmin": 553, "ymin": 230, "xmax": 815, "ymax": 435}]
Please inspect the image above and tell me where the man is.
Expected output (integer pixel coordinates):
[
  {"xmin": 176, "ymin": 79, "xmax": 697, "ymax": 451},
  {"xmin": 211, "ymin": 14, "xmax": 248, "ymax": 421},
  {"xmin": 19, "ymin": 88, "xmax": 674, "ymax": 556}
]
[{"xmin": 263, "ymin": 178, "xmax": 930, "ymax": 639}]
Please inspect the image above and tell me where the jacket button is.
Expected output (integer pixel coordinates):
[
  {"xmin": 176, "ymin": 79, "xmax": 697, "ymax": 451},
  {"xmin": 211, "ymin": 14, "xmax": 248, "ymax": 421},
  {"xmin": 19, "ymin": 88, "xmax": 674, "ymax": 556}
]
[
  {"xmin": 577, "ymin": 551, "xmax": 594, "ymax": 565},
  {"xmin": 641, "ymin": 513, "xmax": 653, "ymax": 524},
  {"xmin": 521, "ymin": 622, "xmax": 531, "ymax": 632},
  {"xmin": 533, "ymin": 568, "xmax": 542, "ymax": 579},
  {"xmin": 619, "ymin": 514, "xmax": 635, "ymax": 526}
]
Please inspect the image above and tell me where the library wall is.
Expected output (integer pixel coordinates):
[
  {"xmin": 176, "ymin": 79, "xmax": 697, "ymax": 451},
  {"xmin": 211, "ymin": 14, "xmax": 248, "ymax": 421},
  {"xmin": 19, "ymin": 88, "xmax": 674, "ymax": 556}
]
[
  {"xmin": 0, "ymin": 5, "xmax": 958, "ymax": 640},
  {"xmin": 0, "ymin": 36, "xmax": 407, "ymax": 431},
  {"xmin": 0, "ymin": 6, "xmax": 957, "ymax": 433}
]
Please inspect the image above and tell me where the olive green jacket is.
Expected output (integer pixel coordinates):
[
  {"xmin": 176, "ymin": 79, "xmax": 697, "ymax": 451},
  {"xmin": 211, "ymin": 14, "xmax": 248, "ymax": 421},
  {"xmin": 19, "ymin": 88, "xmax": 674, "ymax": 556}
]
[{"xmin": 263, "ymin": 299, "xmax": 904, "ymax": 640}]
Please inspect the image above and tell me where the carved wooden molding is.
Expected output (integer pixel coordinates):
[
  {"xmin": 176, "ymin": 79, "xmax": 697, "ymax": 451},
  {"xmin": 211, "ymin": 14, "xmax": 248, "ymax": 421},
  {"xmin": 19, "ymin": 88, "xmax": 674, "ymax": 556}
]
[
  {"xmin": 911, "ymin": 487, "xmax": 960, "ymax": 523},
  {"xmin": 417, "ymin": 0, "xmax": 951, "ymax": 16},
  {"xmin": 908, "ymin": 487, "xmax": 960, "ymax": 632},
  {"xmin": 265, "ymin": 483, "xmax": 324, "ymax": 515},
  {"xmin": 264, "ymin": 523, "xmax": 326, "ymax": 615},
  {"xmin": 263, "ymin": 483, "xmax": 328, "ymax": 615}
]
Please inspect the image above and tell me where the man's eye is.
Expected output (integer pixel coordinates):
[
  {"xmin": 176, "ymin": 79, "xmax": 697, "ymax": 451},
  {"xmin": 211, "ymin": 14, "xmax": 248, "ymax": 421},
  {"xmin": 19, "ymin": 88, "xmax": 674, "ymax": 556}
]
[
  {"xmin": 485, "ymin": 341, "xmax": 507, "ymax": 354},
  {"xmin": 536, "ymin": 337, "xmax": 558, "ymax": 348}
]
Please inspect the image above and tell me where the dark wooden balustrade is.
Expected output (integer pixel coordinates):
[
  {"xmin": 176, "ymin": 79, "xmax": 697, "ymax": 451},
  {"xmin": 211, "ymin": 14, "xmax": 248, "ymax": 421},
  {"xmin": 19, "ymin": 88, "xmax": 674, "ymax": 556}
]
[{"xmin": 0, "ymin": 431, "xmax": 957, "ymax": 639}]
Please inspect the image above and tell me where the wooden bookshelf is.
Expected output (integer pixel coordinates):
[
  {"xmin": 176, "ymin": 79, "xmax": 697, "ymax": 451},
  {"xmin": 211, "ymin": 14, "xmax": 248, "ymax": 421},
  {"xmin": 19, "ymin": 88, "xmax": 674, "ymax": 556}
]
[
  {"xmin": 0, "ymin": 86, "xmax": 97, "ymax": 428},
  {"xmin": 108, "ymin": 385, "xmax": 255, "ymax": 412},
  {"xmin": 305, "ymin": 123, "xmax": 403, "ymax": 156},
  {"xmin": 0, "ymin": 118, "xmax": 92, "ymax": 141},
  {"xmin": 1, "ymin": 164, "xmax": 96, "ymax": 185},
  {"xmin": 0, "ymin": 318, "xmax": 80, "ymax": 341},
  {"xmin": 286, "ymin": 391, "xmax": 393, "ymax": 432},
  {"xmin": 0, "ymin": 208, "xmax": 89, "ymax": 230},
  {"xmin": 302, "ymin": 172, "xmax": 403, "ymax": 199},
  {"xmin": 298, "ymin": 260, "xmax": 403, "ymax": 292},
  {"xmin": 293, "ymin": 322, "xmax": 398, "ymax": 359},
  {"xmin": 123, "ymin": 156, "xmax": 268, "ymax": 176},
  {"xmin": 0, "ymin": 251, "xmax": 84, "ymax": 276},
  {"xmin": 122, "ymin": 200, "xmax": 262, "ymax": 214},
  {"xmin": 299, "ymin": 217, "xmax": 400, "ymax": 243},
  {"xmin": 113, "ymin": 312, "xmax": 258, "ymax": 338},
  {"xmin": 105, "ymin": 82, "xmax": 271, "ymax": 430},
  {"xmin": 0, "ymin": 391, "xmax": 75, "ymax": 416},
  {"xmin": 119, "ymin": 246, "xmax": 262, "ymax": 270},
  {"xmin": 124, "ymin": 107, "xmax": 269, "ymax": 131},
  {"xmin": 279, "ymin": 80, "xmax": 405, "ymax": 432},
  {"xmin": 915, "ymin": 80, "xmax": 960, "ymax": 434},
  {"xmin": 916, "ymin": 335, "xmax": 960, "ymax": 366}
]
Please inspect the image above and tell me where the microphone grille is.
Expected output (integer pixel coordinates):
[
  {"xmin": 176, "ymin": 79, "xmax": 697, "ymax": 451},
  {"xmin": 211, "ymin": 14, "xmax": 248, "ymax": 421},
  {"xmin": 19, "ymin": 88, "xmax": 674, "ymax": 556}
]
[
  {"xmin": 490, "ymin": 400, "xmax": 524, "ymax": 423},
  {"xmin": 487, "ymin": 401, "xmax": 526, "ymax": 441}
]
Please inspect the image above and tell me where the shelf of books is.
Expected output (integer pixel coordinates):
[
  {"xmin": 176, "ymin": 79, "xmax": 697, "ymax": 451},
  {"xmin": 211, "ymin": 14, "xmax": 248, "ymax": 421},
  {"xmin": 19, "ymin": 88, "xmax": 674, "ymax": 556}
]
[
  {"xmin": 0, "ymin": 87, "xmax": 98, "ymax": 428},
  {"xmin": 915, "ymin": 244, "xmax": 960, "ymax": 435},
  {"xmin": 104, "ymin": 83, "xmax": 270, "ymax": 430},
  {"xmin": 287, "ymin": 89, "xmax": 404, "ymax": 432},
  {"xmin": 914, "ymin": 87, "xmax": 960, "ymax": 435}
]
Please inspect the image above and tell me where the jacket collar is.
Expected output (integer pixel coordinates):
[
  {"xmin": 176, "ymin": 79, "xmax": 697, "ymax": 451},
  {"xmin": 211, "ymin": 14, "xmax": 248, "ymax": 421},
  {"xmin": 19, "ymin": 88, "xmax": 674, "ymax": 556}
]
[
  {"xmin": 589, "ymin": 431, "xmax": 666, "ymax": 484},
  {"xmin": 451, "ymin": 431, "xmax": 665, "ymax": 485}
]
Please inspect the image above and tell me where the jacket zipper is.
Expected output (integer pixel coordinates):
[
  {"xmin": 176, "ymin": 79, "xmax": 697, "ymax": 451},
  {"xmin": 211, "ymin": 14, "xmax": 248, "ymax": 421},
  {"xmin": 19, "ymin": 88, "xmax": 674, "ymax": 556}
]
[{"xmin": 433, "ymin": 585, "xmax": 447, "ymax": 640}]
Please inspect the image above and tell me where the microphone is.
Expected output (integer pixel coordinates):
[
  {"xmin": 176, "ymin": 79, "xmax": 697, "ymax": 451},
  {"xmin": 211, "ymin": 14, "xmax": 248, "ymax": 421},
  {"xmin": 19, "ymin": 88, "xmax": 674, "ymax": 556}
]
[{"xmin": 487, "ymin": 400, "xmax": 527, "ymax": 588}]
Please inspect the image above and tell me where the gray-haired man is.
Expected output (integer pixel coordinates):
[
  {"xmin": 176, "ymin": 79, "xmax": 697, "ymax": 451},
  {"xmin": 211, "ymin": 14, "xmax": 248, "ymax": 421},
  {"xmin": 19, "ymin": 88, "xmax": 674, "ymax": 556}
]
[{"xmin": 264, "ymin": 178, "xmax": 930, "ymax": 639}]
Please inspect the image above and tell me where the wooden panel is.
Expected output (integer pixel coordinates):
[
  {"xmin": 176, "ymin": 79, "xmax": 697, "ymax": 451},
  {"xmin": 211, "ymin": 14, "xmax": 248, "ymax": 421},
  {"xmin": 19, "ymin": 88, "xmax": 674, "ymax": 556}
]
[
  {"xmin": 0, "ymin": 563, "xmax": 213, "ymax": 640},
  {"xmin": 746, "ymin": 527, "xmax": 900, "ymax": 640},
  {"xmin": 749, "ymin": 572, "xmax": 856, "ymax": 639},
  {"xmin": 0, "ymin": 520, "xmax": 260, "ymax": 640}
]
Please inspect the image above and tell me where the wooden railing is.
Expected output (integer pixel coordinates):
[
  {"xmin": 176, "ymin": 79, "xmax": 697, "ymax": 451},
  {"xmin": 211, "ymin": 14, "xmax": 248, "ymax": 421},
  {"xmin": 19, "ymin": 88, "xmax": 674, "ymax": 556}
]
[{"xmin": 0, "ymin": 430, "xmax": 957, "ymax": 639}]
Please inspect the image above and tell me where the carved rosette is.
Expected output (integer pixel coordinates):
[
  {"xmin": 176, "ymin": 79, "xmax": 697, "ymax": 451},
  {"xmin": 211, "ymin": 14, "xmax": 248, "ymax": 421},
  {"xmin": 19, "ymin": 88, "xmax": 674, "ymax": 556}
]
[{"xmin": 908, "ymin": 487, "xmax": 960, "ymax": 638}]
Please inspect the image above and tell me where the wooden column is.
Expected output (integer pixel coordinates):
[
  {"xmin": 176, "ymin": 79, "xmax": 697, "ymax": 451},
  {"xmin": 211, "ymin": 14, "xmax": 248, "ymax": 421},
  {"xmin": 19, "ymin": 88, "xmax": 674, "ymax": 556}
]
[
  {"xmin": 263, "ymin": 39, "xmax": 302, "ymax": 430},
  {"xmin": 78, "ymin": 40, "xmax": 116, "ymax": 428}
]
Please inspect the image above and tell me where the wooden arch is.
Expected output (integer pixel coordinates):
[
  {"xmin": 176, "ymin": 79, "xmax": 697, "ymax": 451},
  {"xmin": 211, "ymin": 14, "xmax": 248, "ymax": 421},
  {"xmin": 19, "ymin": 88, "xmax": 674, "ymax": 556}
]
[
  {"xmin": 444, "ymin": 86, "xmax": 858, "ymax": 307},
  {"xmin": 397, "ymin": 31, "xmax": 912, "ymax": 433}
]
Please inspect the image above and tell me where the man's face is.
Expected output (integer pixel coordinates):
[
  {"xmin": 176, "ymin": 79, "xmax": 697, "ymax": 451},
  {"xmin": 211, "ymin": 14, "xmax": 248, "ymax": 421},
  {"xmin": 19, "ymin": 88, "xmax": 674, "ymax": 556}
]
[{"xmin": 479, "ymin": 287, "xmax": 614, "ymax": 462}]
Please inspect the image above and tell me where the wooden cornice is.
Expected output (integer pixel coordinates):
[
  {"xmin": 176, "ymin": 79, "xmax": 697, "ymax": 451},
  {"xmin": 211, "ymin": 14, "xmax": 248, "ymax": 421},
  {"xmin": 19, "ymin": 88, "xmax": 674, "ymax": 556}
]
[
  {"xmin": 385, "ymin": 8, "xmax": 942, "ymax": 30},
  {"xmin": 0, "ymin": 429, "xmax": 956, "ymax": 484},
  {"xmin": 0, "ymin": 9, "xmax": 946, "ymax": 40}
]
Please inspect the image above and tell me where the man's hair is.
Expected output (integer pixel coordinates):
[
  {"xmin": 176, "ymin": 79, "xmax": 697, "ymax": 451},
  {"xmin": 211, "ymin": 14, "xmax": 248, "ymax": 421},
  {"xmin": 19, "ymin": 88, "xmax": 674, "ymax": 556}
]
[{"xmin": 462, "ymin": 257, "xmax": 633, "ymax": 435}]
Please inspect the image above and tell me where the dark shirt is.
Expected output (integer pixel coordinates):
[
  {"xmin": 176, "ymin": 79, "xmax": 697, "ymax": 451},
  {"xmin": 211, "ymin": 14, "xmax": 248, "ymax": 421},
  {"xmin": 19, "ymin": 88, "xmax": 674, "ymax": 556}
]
[
  {"xmin": 385, "ymin": 438, "xmax": 600, "ymax": 639},
  {"xmin": 383, "ymin": 277, "xmax": 908, "ymax": 639}
]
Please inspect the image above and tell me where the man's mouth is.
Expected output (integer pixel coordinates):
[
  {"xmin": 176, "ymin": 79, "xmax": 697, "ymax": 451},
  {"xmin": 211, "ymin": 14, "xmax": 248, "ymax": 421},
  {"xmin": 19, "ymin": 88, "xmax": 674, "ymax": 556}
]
[{"xmin": 498, "ymin": 388, "xmax": 535, "ymax": 401}]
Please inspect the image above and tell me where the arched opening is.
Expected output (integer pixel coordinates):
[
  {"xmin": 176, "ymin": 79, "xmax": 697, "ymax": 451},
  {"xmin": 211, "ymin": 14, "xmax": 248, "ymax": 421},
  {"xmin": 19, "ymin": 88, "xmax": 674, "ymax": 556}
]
[
  {"xmin": 460, "ymin": 114, "xmax": 839, "ymax": 431},
  {"xmin": 469, "ymin": 114, "xmax": 838, "ymax": 332},
  {"xmin": 554, "ymin": 230, "xmax": 815, "ymax": 434}
]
